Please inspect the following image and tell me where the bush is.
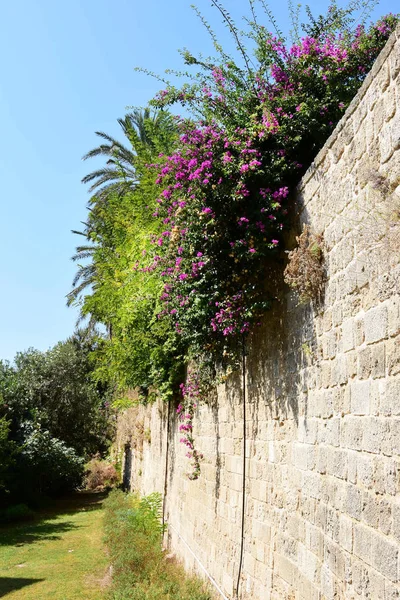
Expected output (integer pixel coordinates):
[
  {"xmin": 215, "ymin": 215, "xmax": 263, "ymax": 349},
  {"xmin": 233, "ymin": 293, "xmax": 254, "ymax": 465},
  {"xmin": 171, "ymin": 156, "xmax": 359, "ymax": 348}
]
[
  {"xmin": 0, "ymin": 503, "xmax": 35, "ymax": 524},
  {"xmin": 85, "ymin": 457, "xmax": 119, "ymax": 490},
  {"xmin": 12, "ymin": 423, "xmax": 85, "ymax": 500},
  {"xmin": 103, "ymin": 490, "xmax": 211, "ymax": 600}
]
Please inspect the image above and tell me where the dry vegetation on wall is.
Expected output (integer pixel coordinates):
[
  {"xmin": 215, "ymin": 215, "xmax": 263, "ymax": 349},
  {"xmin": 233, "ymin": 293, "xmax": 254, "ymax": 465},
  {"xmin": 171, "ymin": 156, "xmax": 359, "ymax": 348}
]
[
  {"xmin": 284, "ymin": 225, "xmax": 325, "ymax": 303},
  {"xmin": 365, "ymin": 169, "xmax": 400, "ymax": 246},
  {"xmin": 84, "ymin": 457, "xmax": 119, "ymax": 491}
]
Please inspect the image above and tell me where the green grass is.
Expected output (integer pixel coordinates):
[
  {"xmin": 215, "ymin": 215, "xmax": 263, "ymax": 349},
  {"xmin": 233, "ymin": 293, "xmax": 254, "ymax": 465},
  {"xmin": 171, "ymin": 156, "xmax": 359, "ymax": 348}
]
[
  {"xmin": 104, "ymin": 490, "xmax": 212, "ymax": 600},
  {"xmin": 0, "ymin": 492, "xmax": 109, "ymax": 600}
]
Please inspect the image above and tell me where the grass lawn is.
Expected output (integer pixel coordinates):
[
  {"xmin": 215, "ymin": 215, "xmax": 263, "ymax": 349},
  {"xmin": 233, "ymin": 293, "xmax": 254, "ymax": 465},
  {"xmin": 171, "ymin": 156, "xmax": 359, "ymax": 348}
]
[{"xmin": 0, "ymin": 492, "xmax": 109, "ymax": 600}]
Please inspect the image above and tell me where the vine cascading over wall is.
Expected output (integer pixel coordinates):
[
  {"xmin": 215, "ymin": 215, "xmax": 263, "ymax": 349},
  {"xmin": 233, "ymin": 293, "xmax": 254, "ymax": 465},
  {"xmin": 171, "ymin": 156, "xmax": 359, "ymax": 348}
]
[{"xmin": 143, "ymin": 11, "xmax": 399, "ymax": 476}]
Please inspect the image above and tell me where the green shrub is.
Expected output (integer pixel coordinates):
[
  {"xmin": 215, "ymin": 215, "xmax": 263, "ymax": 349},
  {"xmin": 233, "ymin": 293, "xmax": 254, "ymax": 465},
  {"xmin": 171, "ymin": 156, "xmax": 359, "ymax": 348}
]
[
  {"xmin": 14, "ymin": 423, "xmax": 84, "ymax": 499},
  {"xmin": 104, "ymin": 490, "xmax": 211, "ymax": 600},
  {"xmin": 0, "ymin": 503, "xmax": 35, "ymax": 524}
]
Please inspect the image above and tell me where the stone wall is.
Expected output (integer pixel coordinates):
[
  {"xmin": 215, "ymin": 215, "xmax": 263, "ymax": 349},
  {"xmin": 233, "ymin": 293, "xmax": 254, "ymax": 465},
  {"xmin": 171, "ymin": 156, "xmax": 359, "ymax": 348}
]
[{"xmin": 116, "ymin": 25, "xmax": 400, "ymax": 599}]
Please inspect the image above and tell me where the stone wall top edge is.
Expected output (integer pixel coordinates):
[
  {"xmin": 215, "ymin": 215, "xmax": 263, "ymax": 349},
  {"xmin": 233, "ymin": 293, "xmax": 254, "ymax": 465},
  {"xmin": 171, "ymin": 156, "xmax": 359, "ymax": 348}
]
[{"xmin": 298, "ymin": 22, "xmax": 400, "ymax": 193}]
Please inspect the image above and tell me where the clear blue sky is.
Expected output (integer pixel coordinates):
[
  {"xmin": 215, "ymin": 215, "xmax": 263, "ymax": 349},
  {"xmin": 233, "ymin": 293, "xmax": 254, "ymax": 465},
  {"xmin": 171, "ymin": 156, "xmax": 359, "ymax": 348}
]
[{"xmin": 0, "ymin": 0, "xmax": 395, "ymax": 361}]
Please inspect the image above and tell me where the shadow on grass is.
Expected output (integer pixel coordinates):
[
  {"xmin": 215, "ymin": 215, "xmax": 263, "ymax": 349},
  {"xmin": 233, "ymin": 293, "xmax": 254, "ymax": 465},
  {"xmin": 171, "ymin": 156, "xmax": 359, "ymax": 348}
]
[
  {"xmin": 0, "ymin": 492, "xmax": 107, "ymax": 548},
  {"xmin": 0, "ymin": 577, "xmax": 45, "ymax": 597}
]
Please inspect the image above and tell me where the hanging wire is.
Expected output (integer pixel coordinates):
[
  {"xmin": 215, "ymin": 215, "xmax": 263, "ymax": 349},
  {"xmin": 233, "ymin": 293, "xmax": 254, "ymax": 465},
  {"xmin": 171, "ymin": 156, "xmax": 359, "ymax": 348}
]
[{"xmin": 235, "ymin": 336, "xmax": 247, "ymax": 598}]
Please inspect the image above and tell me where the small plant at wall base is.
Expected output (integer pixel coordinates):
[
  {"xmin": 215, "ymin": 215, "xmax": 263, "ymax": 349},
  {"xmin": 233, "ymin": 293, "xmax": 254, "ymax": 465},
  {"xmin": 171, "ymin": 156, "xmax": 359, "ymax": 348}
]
[
  {"xmin": 284, "ymin": 225, "xmax": 325, "ymax": 303},
  {"xmin": 103, "ymin": 490, "xmax": 212, "ymax": 599}
]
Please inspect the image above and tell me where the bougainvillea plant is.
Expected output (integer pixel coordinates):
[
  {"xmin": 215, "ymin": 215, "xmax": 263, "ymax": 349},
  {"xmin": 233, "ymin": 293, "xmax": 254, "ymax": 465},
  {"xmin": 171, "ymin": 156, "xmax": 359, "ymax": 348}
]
[
  {"xmin": 177, "ymin": 370, "xmax": 204, "ymax": 479},
  {"xmin": 118, "ymin": 2, "xmax": 398, "ymax": 477},
  {"xmin": 147, "ymin": 6, "xmax": 398, "ymax": 365},
  {"xmin": 145, "ymin": 5, "xmax": 399, "ymax": 476}
]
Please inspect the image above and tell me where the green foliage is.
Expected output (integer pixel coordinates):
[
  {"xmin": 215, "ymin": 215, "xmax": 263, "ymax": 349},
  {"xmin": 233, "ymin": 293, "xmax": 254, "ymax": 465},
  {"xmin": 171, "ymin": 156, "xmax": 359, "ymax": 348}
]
[
  {"xmin": 0, "ymin": 330, "xmax": 112, "ymax": 457},
  {"xmin": 149, "ymin": 7, "xmax": 398, "ymax": 371},
  {"xmin": 0, "ymin": 417, "xmax": 18, "ymax": 497},
  {"xmin": 70, "ymin": 108, "xmax": 185, "ymax": 400},
  {"xmin": 103, "ymin": 490, "xmax": 211, "ymax": 600},
  {"xmin": 72, "ymin": 5, "xmax": 398, "ymax": 415},
  {"xmin": 0, "ymin": 330, "xmax": 113, "ymax": 506},
  {"xmin": 17, "ymin": 423, "xmax": 84, "ymax": 498},
  {"xmin": 0, "ymin": 502, "xmax": 35, "ymax": 524}
]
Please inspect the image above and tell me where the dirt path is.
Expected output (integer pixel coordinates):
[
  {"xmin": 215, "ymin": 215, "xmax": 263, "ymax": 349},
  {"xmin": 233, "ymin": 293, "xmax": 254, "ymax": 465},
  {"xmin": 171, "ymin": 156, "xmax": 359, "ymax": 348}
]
[{"xmin": 0, "ymin": 493, "xmax": 109, "ymax": 599}]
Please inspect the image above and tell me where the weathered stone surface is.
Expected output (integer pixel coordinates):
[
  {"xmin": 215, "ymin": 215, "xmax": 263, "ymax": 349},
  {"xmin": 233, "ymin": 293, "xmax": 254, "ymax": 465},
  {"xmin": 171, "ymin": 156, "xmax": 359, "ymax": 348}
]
[{"xmin": 114, "ymin": 25, "xmax": 400, "ymax": 600}]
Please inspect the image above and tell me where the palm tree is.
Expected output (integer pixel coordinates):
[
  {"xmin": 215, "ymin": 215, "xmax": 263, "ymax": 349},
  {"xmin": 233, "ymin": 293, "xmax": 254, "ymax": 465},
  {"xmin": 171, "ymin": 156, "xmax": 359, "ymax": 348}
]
[
  {"xmin": 81, "ymin": 108, "xmax": 175, "ymax": 203},
  {"xmin": 68, "ymin": 108, "xmax": 177, "ymax": 324},
  {"xmin": 66, "ymin": 238, "xmax": 96, "ymax": 308}
]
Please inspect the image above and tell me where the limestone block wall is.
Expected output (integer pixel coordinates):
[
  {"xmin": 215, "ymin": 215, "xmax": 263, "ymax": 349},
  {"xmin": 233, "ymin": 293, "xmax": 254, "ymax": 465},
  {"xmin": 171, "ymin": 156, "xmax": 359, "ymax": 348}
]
[{"xmin": 116, "ymin": 25, "xmax": 400, "ymax": 600}]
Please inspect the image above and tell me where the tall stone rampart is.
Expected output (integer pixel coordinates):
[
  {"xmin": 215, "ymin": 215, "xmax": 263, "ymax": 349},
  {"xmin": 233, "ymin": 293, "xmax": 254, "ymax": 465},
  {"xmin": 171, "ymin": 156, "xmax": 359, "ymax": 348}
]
[{"xmin": 116, "ymin": 25, "xmax": 400, "ymax": 599}]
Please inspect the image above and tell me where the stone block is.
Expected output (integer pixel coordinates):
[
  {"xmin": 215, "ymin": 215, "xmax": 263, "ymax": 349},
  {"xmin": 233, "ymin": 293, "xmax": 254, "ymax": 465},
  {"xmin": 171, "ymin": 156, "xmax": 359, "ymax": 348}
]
[
  {"xmin": 354, "ymin": 522, "xmax": 373, "ymax": 564},
  {"xmin": 385, "ymin": 88, "xmax": 397, "ymax": 122},
  {"xmin": 342, "ymin": 417, "xmax": 363, "ymax": 451},
  {"xmin": 346, "ymin": 351, "xmax": 358, "ymax": 379},
  {"xmin": 384, "ymin": 459, "xmax": 398, "ymax": 497},
  {"xmin": 368, "ymin": 568, "xmax": 386, "ymax": 600},
  {"xmin": 388, "ymin": 296, "xmax": 400, "ymax": 338},
  {"xmin": 339, "ymin": 514, "xmax": 353, "ymax": 553},
  {"xmin": 371, "ymin": 343, "xmax": 386, "ymax": 378},
  {"xmin": 352, "ymin": 558, "xmax": 371, "ymax": 597},
  {"xmin": 380, "ymin": 122, "xmax": 393, "ymax": 163},
  {"xmin": 381, "ymin": 376, "xmax": 400, "ymax": 415},
  {"xmin": 328, "ymin": 448, "xmax": 348, "ymax": 480},
  {"xmin": 342, "ymin": 318, "xmax": 355, "ymax": 352},
  {"xmin": 346, "ymin": 449, "xmax": 357, "ymax": 484},
  {"xmin": 391, "ymin": 418, "xmax": 400, "ymax": 455},
  {"xmin": 346, "ymin": 485, "xmax": 362, "ymax": 520},
  {"xmin": 357, "ymin": 346, "xmax": 372, "ymax": 379},
  {"xmin": 316, "ymin": 446, "xmax": 327, "ymax": 474},
  {"xmin": 374, "ymin": 97, "xmax": 386, "ymax": 135},
  {"xmin": 362, "ymin": 417, "xmax": 387, "ymax": 454},
  {"xmin": 365, "ymin": 304, "xmax": 388, "ymax": 343},
  {"xmin": 222, "ymin": 572, "xmax": 234, "ymax": 597},
  {"xmin": 392, "ymin": 116, "xmax": 400, "ymax": 154},
  {"xmin": 385, "ymin": 581, "xmax": 400, "ymax": 600},
  {"xmin": 378, "ymin": 498, "xmax": 392, "ymax": 536},
  {"xmin": 390, "ymin": 43, "xmax": 400, "ymax": 79},
  {"xmin": 325, "ymin": 418, "xmax": 341, "ymax": 447},
  {"xmin": 320, "ymin": 564, "xmax": 337, "ymax": 600},
  {"xmin": 392, "ymin": 502, "xmax": 400, "ymax": 542},
  {"xmin": 350, "ymin": 379, "xmax": 371, "ymax": 415},
  {"xmin": 379, "ymin": 61, "xmax": 391, "ymax": 92},
  {"xmin": 355, "ymin": 315, "xmax": 365, "ymax": 347},
  {"xmin": 362, "ymin": 491, "xmax": 380, "ymax": 529},
  {"xmin": 387, "ymin": 337, "xmax": 400, "ymax": 376},
  {"xmin": 371, "ymin": 530, "xmax": 399, "ymax": 581}
]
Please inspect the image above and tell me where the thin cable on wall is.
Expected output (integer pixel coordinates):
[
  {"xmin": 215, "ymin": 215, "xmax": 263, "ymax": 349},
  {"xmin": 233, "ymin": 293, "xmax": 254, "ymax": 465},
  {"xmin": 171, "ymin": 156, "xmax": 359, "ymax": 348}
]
[
  {"xmin": 162, "ymin": 398, "xmax": 171, "ymax": 530},
  {"xmin": 235, "ymin": 337, "xmax": 247, "ymax": 599}
]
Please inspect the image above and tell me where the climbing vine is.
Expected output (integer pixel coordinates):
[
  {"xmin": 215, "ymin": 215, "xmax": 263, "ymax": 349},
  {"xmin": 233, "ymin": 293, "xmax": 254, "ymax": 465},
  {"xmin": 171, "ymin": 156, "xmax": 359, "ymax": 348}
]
[
  {"xmin": 74, "ymin": 3, "xmax": 399, "ymax": 478},
  {"xmin": 147, "ymin": 9, "xmax": 398, "ymax": 368}
]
